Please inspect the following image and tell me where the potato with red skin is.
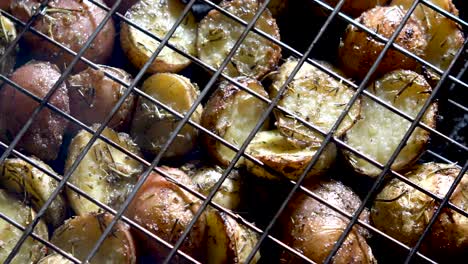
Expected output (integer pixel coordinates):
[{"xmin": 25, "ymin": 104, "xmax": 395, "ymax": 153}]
[
  {"xmin": 11, "ymin": 0, "xmax": 116, "ymax": 72},
  {"xmin": 0, "ymin": 61, "xmax": 69, "ymax": 161},
  {"xmin": 67, "ymin": 65, "xmax": 136, "ymax": 133},
  {"xmin": 0, "ymin": 0, "xmax": 11, "ymax": 10},
  {"xmin": 127, "ymin": 167, "xmax": 206, "ymax": 263}
]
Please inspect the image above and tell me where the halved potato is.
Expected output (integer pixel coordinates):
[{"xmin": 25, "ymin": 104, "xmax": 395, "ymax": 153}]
[
  {"xmin": 0, "ymin": 189, "xmax": 48, "ymax": 264},
  {"xmin": 371, "ymin": 163, "xmax": 468, "ymax": 261},
  {"xmin": 65, "ymin": 124, "xmax": 144, "ymax": 215},
  {"xmin": 245, "ymin": 130, "xmax": 336, "ymax": 181},
  {"xmin": 270, "ymin": 58, "xmax": 360, "ymax": 148},
  {"xmin": 390, "ymin": 0, "xmax": 465, "ymax": 71},
  {"xmin": 191, "ymin": 166, "xmax": 244, "ymax": 210},
  {"xmin": 38, "ymin": 254, "xmax": 73, "ymax": 264},
  {"xmin": 120, "ymin": 0, "xmax": 197, "ymax": 73},
  {"xmin": 197, "ymin": 0, "xmax": 281, "ymax": 79},
  {"xmin": 343, "ymin": 70, "xmax": 437, "ymax": 177},
  {"xmin": 51, "ymin": 213, "xmax": 136, "ymax": 264},
  {"xmin": 0, "ymin": 156, "xmax": 67, "ymax": 228},
  {"xmin": 131, "ymin": 73, "xmax": 202, "ymax": 158},
  {"xmin": 201, "ymin": 77, "xmax": 270, "ymax": 166},
  {"xmin": 0, "ymin": 14, "xmax": 17, "ymax": 75},
  {"xmin": 206, "ymin": 209, "xmax": 260, "ymax": 264}
]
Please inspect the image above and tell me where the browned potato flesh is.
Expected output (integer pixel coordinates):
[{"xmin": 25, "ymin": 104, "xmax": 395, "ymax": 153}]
[
  {"xmin": 0, "ymin": 14, "xmax": 17, "ymax": 75},
  {"xmin": 120, "ymin": 0, "xmax": 197, "ymax": 73},
  {"xmin": 11, "ymin": 0, "xmax": 115, "ymax": 72},
  {"xmin": 371, "ymin": 163, "xmax": 468, "ymax": 261},
  {"xmin": 67, "ymin": 65, "xmax": 136, "ymax": 133},
  {"xmin": 197, "ymin": 0, "xmax": 281, "ymax": 79},
  {"xmin": 339, "ymin": 6, "xmax": 427, "ymax": 80},
  {"xmin": 131, "ymin": 73, "xmax": 202, "ymax": 158},
  {"xmin": 0, "ymin": 61, "xmax": 70, "ymax": 161},
  {"xmin": 343, "ymin": 70, "xmax": 437, "ymax": 177},
  {"xmin": 0, "ymin": 189, "xmax": 48, "ymax": 264},
  {"xmin": 279, "ymin": 180, "xmax": 376, "ymax": 264},
  {"xmin": 51, "ymin": 213, "xmax": 136, "ymax": 264},
  {"xmin": 201, "ymin": 77, "xmax": 270, "ymax": 166},
  {"xmin": 126, "ymin": 167, "xmax": 206, "ymax": 262}
]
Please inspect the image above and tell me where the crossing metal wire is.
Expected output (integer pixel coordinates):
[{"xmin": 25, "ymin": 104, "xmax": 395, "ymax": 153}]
[{"xmin": 0, "ymin": 0, "xmax": 466, "ymax": 263}]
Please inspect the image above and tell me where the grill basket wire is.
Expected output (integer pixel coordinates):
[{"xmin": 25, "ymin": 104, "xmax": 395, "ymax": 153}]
[{"xmin": 0, "ymin": 0, "xmax": 466, "ymax": 263}]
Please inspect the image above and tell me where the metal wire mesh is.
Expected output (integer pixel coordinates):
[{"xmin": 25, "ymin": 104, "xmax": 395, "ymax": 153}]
[{"xmin": 0, "ymin": 0, "xmax": 466, "ymax": 263}]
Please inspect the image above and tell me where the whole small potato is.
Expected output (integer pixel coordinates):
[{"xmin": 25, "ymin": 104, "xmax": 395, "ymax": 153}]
[
  {"xmin": 127, "ymin": 167, "xmax": 207, "ymax": 263},
  {"xmin": 67, "ymin": 65, "xmax": 136, "ymax": 133},
  {"xmin": 339, "ymin": 6, "xmax": 427, "ymax": 80},
  {"xmin": 279, "ymin": 180, "xmax": 376, "ymax": 264},
  {"xmin": 372, "ymin": 163, "xmax": 468, "ymax": 262},
  {"xmin": 0, "ymin": 61, "xmax": 70, "ymax": 161},
  {"xmin": 11, "ymin": 0, "xmax": 116, "ymax": 72},
  {"xmin": 0, "ymin": 14, "xmax": 17, "ymax": 75}
]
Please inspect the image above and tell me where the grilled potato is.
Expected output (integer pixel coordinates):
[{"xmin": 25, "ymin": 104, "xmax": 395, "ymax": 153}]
[
  {"xmin": 67, "ymin": 65, "xmax": 136, "ymax": 133},
  {"xmin": 38, "ymin": 254, "xmax": 73, "ymax": 264},
  {"xmin": 0, "ymin": 14, "xmax": 17, "ymax": 75},
  {"xmin": 339, "ymin": 6, "xmax": 427, "ymax": 80},
  {"xmin": 120, "ymin": 0, "xmax": 197, "ymax": 73},
  {"xmin": 51, "ymin": 213, "xmax": 136, "ymax": 264},
  {"xmin": 245, "ymin": 130, "xmax": 337, "ymax": 181},
  {"xmin": 206, "ymin": 209, "xmax": 261, "ymax": 264},
  {"xmin": 343, "ymin": 70, "xmax": 437, "ymax": 177},
  {"xmin": 65, "ymin": 124, "xmax": 144, "ymax": 215},
  {"xmin": 270, "ymin": 58, "xmax": 360, "ymax": 148},
  {"xmin": 279, "ymin": 180, "xmax": 376, "ymax": 264},
  {"xmin": 197, "ymin": 0, "xmax": 281, "ymax": 79},
  {"xmin": 201, "ymin": 77, "xmax": 270, "ymax": 167},
  {"xmin": 131, "ymin": 73, "xmax": 202, "ymax": 158},
  {"xmin": 127, "ymin": 167, "xmax": 206, "ymax": 263},
  {"xmin": 191, "ymin": 166, "xmax": 244, "ymax": 210},
  {"xmin": 0, "ymin": 157, "xmax": 67, "ymax": 228},
  {"xmin": 0, "ymin": 0, "xmax": 11, "ymax": 10},
  {"xmin": 0, "ymin": 189, "xmax": 48, "ymax": 264},
  {"xmin": 390, "ymin": 0, "xmax": 465, "ymax": 71},
  {"xmin": 0, "ymin": 61, "xmax": 70, "ymax": 161},
  {"xmin": 11, "ymin": 0, "xmax": 116, "ymax": 72},
  {"xmin": 371, "ymin": 163, "xmax": 468, "ymax": 262}
]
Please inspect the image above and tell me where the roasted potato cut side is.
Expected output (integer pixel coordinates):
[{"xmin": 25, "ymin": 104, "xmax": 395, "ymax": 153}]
[
  {"xmin": 11, "ymin": 0, "xmax": 116, "ymax": 72},
  {"xmin": 206, "ymin": 209, "xmax": 260, "ymax": 264},
  {"xmin": 127, "ymin": 167, "xmax": 206, "ymax": 262},
  {"xmin": 0, "ymin": 14, "xmax": 17, "ymax": 75},
  {"xmin": 391, "ymin": 0, "xmax": 465, "ymax": 72},
  {"xmin": 192, "ymin": 166, "xmax": 244, "ymax": 210},
  {"xmin": 67, "ymin": 65, "xmax": 136, "ymax": 133},
  {"xmin": 131, "ymin": 73, "xmax": 202, "ymax": 158},
  {"xmin": 339, "ymin": 6, "xmax": 427, "ymax": 80},
  {"xmin": 0, "ymin": 61, "xmax": 70, "ymax": 161},
  {"xmin": 197, "ymin": 0, "xmax": 281, "ymax": 79},
  {"xmin": 51, "ymin": 213, "xmax": 136, "ymax": 264},
  {"xmin": 278, "ymin": 180, "xmax": 376, "ymax": 264},
  {"xmin": 0, "ymin": 189, "xmax": 48, "ymax": 264},
  {"xmin": 270, "ymin": 59, "xmax": 360, "ymax": 148},
  {"xmin": 0, "ymin": 157, "xmax": 67, "ymax": 228},
  {"xmin": 120, "ymin": 0, "xmax": 197, "ymax": 73},
  {"xmin": 343, "ymin": 70, "xmax": 437, "ymax": 177},
  {"xmin": 371, "ymin": 163, "xmax": 468, "ymax": 261},
  {"xmin": 38, "ymin": 254, "xmax": 73, "ymax": 264},
  {"xmin": 245, "ymin": 130, "xmax": 336, "ymax": 181},
  {"xmin": 201, "ymin": 77, "xmax": 270, "ymax": 167},
  {"xmin": 65, "ymin": 124, "xmax": 143, "ymax": 215}
]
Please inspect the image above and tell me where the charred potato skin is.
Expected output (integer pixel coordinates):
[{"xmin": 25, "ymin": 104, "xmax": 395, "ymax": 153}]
[
  {"xmin": 279, "ymin": 180, "xmax": 376, "ymax": 264},
  {"xmin": 11, "ymin": 0, "xmax": 116, "ymax": 72},
  {"xmin": 197, "ymin": 0, "xmax": 281, "ymax": 79},
  {"xmin": 0, "ymin": 14, "xmax": 17, "ymax": 75},
  {"xmin": 0, "ymin": 156, "xmax": 67, "ymax": 228},
  {"xmin": 51, "ymin": 213, "xmax": 137, "ymax": 264},
  {"xmin": 371, "ymin": 163, "xmax": 468, "ymax": 261},
  {"xmin": 201, "ymin": 77, "xmax": 270, "ymax": 167},
  {"xmin": 127, "ymin": 167, "xmax": 207, "ymax": 263},
  {"xmin": 339, "ymin": 6, "xmax": 427, "ymax": 80},
  {"xmin": 0, "ymin": 61, "xmax": 70, "ymax": 161},
  {"xmin": 67, "ymin": 65, "xmax": 136, "ymax": 133}
]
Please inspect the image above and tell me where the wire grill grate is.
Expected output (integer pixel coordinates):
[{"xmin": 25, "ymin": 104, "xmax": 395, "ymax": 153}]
[{"xmin": 0, "ymin": 0, "xmax": 466, "ymax": 263}]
